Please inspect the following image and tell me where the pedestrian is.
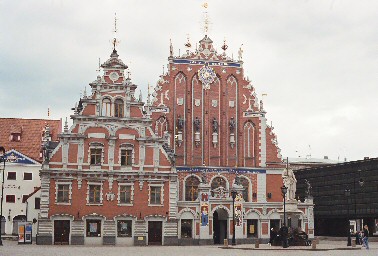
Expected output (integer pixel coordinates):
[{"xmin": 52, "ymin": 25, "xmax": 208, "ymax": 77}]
[{"xmin": 362, "ymin": 225, "xmax": 369, "ymax": 249}]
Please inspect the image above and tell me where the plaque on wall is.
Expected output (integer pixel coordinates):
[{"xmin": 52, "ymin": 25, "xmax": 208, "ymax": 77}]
[
  {"xmin": 211, "ymin": 100, "xmax": 218, "ymax": 107},
  {"xmin": 194, "ymin": 99, "xmax": 201, "ymax": 107},
  {"xmin": 229, "ymin": 101, "xmax": 235, "ymax": 108}
]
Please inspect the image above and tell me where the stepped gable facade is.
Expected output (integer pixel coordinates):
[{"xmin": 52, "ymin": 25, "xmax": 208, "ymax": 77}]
[
  {"xmin": 37, "ymin": 49, "xmax": 178, "ymax": 246},
  {"xmin": 150, "ymin": 36, "xmax": 314, "ymax": 244}
]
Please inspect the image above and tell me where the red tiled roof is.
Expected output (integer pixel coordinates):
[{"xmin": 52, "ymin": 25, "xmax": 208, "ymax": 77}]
[{"xmin": 0, "ymin": 118, "xmax": 61, "ymax": 163}]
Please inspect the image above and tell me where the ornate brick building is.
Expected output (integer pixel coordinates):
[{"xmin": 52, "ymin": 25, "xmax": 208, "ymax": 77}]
[
  {"xmin": 35, "ymin": 33, "xmax": 314, "ymax": 245},
  {"xmin": 150, "ymin": 35, "xmax": 314, "ymax": 244},
  {"xmin": 37, "ymin": 48, "xmax": 177, "ymax": 245}
]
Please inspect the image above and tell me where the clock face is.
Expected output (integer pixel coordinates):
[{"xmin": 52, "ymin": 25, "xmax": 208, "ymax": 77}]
[
  {"xmin": 109, "ymin": 71, "xmax": 119, "ymax": 82},
  {"xmin": 198, "ymin": 65, "xmax": 216, "ymax": 90}
]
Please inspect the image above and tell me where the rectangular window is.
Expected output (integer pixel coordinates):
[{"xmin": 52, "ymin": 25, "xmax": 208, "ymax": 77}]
[
  {"xmin": 150, "ymin": 186, "xmax": 162, "ymax": 205},
  {"xmin": 90, "ymin": 148, "xmax": 102, "ymax": 165},
  {"xmin": 7, "ymin": 172, "xmax": 16, "ymax": 180},
  {"xmin": 181, "ymin": 219, "xmax": 192, "ymax": 238},
  {"xmin": 6, "ymin": 195, "xmax": 15, "ymax": 203},
  {"xmin": 119, "ymin": 185, "xmax": 132, "ymax": 204},
  {"xmin": 22, "ymin": 195, "xmax": 28, "ymax": 203},
  {"xmin": 35, "ymin": 197, "xmax": 41, "ymax": 209},
  {"xmin": 117, "ymin": 220, "xmax": 132, "ymax": 237},
  {"xmin": 57, "ymin": 184, "xmax": 70, "ymax": 203},
  {"xmin": 24, "ymin": 172, "xmax": 32, "ymax": 180},
  {"xmin": 86, "ymin": 219, "xmax": 101, "ymax": 237},
  {"xmin": 89, "ymin": 185, "xmax": 101, "ymax": 204},
  {"xmin": 120, "ymin": 149, "xmax": 132, "ymax": 166}
]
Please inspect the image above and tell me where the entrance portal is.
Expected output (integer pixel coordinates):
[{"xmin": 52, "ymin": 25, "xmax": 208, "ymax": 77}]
[
  {"xmin": 54, "ymin": 220, "xmax": 70, "ymax": 245},
  {"xmin": 148, "ymin": 221, "xmax": 162, "ymax": 245},
  {"xmin": 213, "ymin": 208, "xmax": 228, "ymax": 244}
]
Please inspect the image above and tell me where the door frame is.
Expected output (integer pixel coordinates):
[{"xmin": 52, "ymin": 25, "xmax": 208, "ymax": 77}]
[
  {"xmin": 52, "ymin": 216, "xmax": 73, "ymax": 245},
  {"xmin": 146, "ymin": 216, "xmax": 165, "ymax": 245}
]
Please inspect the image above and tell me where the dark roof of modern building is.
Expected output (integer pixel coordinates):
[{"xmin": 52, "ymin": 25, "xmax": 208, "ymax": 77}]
[{"xmin": 0, "ymin": 118, "xmax": 61, "ymax": 162}]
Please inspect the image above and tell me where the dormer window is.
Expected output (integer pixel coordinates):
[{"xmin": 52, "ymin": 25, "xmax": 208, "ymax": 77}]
[
  {"xmin": 114, "ymin": 99, "xmax": 124, "ymax": 118},
  {"xmin": 10, "ymin": 133, "xmax": 21, "ymax": 142},
  {"xmin": 102, "ymin": 98, "xmax": 112, "ymax": 116}
]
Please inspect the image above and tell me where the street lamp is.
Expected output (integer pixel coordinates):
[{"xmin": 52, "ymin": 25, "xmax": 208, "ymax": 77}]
[
  {"xmin": 231, "ymin": 189, "xmax": 237, "ymax": 246},
  {"xmin": 281, "ymin": 185, "xmax": 288, "ymax": 248},
  {"xmin": 345, "ymin": 188, "xmax": 351, "ymax": 246},
  {"xmin": 0, "ymin": 146, "xmax": 6, "ymax": 246}
]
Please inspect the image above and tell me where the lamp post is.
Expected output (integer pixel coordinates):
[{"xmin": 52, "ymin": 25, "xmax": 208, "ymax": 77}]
[
  {"xmin": 231, "ymin": 189, "xmax": 237, "ymax": 246},
  {"xmin": 0, "ymin": 146, "xmax": 6, "ymax": 246},
  {"xmin": 281, "ymin": 185, "xmax": 288, "ymax": 248},
  {"xmin": 345, "ymin": 188, "xmax": 351, "ymax": 246},
  {"xmin": 354, "ymin": 170, "xmax": 364, "ymax": 231}
]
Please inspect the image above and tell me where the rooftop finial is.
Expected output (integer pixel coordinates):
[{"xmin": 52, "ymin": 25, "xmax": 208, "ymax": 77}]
[
  {"xmin": 221, "ymin": 37, "xmax": 228, "ymax": 53},
  {"xmin": 96, "ymin": 58, "xmax": 101, "ymax": 75},
  {"xmin": 202, "ymin": 2, "xmax": 210, "ymax": 35},
  {"xmin": 64, "ymin": 117, "xmax": 68, "ymax": 133},
  {"xmin": 185, "ymin": 34, "xmax": 192, "ymax": 49},
  {"xmin": 147, "ymin": 83, "xmax": 151, "ymax": 105},
  {"xmin": 112, "ymin": 12, "xmax": 119, "ymax": 51},
  {"xmin": 47, "ymin": 107, "xmax": 50, "ymax": 119},
  {"xmin": 169, "ymin": 39, "xmax": 173, "ymax": 57}
]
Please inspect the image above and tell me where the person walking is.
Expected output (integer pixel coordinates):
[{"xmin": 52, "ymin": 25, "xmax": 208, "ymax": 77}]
[{"xmin": 362, "ymin": 225, "xmax": 369, "ymax": 249}]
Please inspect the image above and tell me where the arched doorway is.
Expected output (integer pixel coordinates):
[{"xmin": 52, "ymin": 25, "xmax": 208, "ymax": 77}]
[
  {"xmin": 12, "ymin": 215, "xmax": 26, "ymax": 235},
  {"xmin": 213, "ymin": 208, "xmax": 228, "ymax": 244}
]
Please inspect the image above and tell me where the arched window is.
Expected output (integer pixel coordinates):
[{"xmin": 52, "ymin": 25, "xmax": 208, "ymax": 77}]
[
  {"xmin": 239, "ymin": 177, "xmax": 250, "ymax": 201},
  {"xmin": 211, "ymin": 176, "xmax": 227, "ymax": 190},
  {"xmin": 102, "ymin": 98, "xmax": 112, "ymax": 116},
  {"xmin": 244, "ymin": 121, "xmax": 255, "ymax": 158},
  {"xmin": 114, "ymin": 99, "xmax": 124, "ymax": 117},
  {"xmin": 155, "ymin": 116, "xmax": 167, "ymax": 137},
  {"xmin": 185, "ymin": 176, "xmax": 200, "ymax": 201}
]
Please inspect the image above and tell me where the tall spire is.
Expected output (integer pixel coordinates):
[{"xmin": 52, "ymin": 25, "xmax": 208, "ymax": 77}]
[{"xmin": 112, "ymin": 12, "xmax": 119, "ymax": 51}]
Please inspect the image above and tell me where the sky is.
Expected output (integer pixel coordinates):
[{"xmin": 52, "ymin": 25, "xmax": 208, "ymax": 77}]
[{"xmin": 0, "ymin": 0, "xmax": 377, "ymax": 162}]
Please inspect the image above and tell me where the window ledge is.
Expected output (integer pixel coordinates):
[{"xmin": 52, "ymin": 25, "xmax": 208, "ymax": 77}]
[
  {"xmin": 86, "ymin": 203, "xmax": 103, "ymax": 206},
  {"xmin": 117, "ymin": 203, "xmax": 133, "ymax": 206},
  {"xmin": 148, "ymin": 204, "xmax": 164, "ymax": 207},
  {"xmin": 56, "ymin": 202, "xmax": 71, "ymax": 205}
]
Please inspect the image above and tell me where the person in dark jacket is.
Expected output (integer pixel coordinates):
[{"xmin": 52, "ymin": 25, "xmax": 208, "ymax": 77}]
[{"xmin": 362, "ymin": 225, "xmax": 369, "ymax": 249}]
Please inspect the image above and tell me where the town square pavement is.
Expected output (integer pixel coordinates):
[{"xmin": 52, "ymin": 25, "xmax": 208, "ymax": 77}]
[{"xmin": 0, "ymin": 240, "xmax": 376, "ymax": 256}]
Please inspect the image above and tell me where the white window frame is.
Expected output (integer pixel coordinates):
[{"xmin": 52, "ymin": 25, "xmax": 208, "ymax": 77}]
[
  {"xmin": 117, "ymin": 183, "xmax": 134, "ymax": 206},
  {"xmin": 88, "ymin": 142, "xmax": 104, "ymax": 167},
  {"xmin": 148, "ymin": 184, "xmax": 164, "ymax": 206},
  {"xmin": 86, "ymin": 182, "xmax": 103, "ymax": 205},
  {"xmin": 119, "ymin": 143, "xmax": 134, "ymax": 170},
  {"xmin": 55, "ymin": 181, "xmax": 72, "ymax": 205}
]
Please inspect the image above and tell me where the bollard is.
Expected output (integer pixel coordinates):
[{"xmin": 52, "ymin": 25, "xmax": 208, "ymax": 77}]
[
  {"xmin": 351, "ymin": 239, "xmax": 356, "ymax": 247},
  {"xmin": 255, "ymin": 239, "xmax": 260, "ymax": 248},
  {"xmin": 224, "ymin": 239, "xmax": 228, "ymax": 247},
  {"xmin": 312, "ymin": 241, "xmax": 316, "ymax": 249}
]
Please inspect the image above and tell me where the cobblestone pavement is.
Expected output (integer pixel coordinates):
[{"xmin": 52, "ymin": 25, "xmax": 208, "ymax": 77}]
[{"xmin": 0, "ymin": 240, "xmax": 376, "ymax": 256}]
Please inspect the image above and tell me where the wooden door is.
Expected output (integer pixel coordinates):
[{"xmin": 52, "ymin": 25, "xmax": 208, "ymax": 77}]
[
  {"xmin": 54, "ymin": 220, "xmax": 70, "ymax": 245},
  {"xmin": 148, "ymin": 221, "xmax": 162, "ymax": 245}
]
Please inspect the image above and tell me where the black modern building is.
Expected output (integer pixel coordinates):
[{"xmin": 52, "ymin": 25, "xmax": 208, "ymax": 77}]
[{"xmin": 294, "ymin": 158, "xmax": 378, "ymax": 236}]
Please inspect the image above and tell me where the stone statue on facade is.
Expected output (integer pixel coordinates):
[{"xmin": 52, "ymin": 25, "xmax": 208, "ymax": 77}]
[
  {"xmin": 201, "ymin": 171, "xmax": 208, "ymax": 184},
  {"xmin": 212, "ymin": 118, "xmax": 218, "ymax": 133},
  {"xmin": 177, "ymin": 115, "xmax": 184, "ymax": 131},
  {"xmin": 305, "ymin": 179, "xmax": 312, "ymax": 198},
  {"xmin": 282, "ymin": 168, "xmax": 297, "ymax": 201},
  {"xmin": 194, "ymin": 117, "xmax": 201, "ymax": 132},
  {"xmin": 229, "ymin": 117, "xmax": 236, "ymax": 133}
]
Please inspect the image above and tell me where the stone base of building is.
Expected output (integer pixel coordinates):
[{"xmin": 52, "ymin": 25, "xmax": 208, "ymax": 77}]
[
  {"xmin": 103, "ymin": 236, "xmax": 116, "ymax": 245},
  {"xmin": 164, "ymin": 236, "xmax": 178, "ymax": 245},
  {"xmin": 134, "ymin": 235, "xmax": 147, "ymax": 246},
  {"xmin": 71, "ymin": 235, "xmax": 84, "ymax": 245},
  {"xmin": 36, "ymin": 234, "xmax": 52, "ymax": 245},
  {"xmin": 198, "ymin": 239, "xmax": 214, "ymax": 245}
]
